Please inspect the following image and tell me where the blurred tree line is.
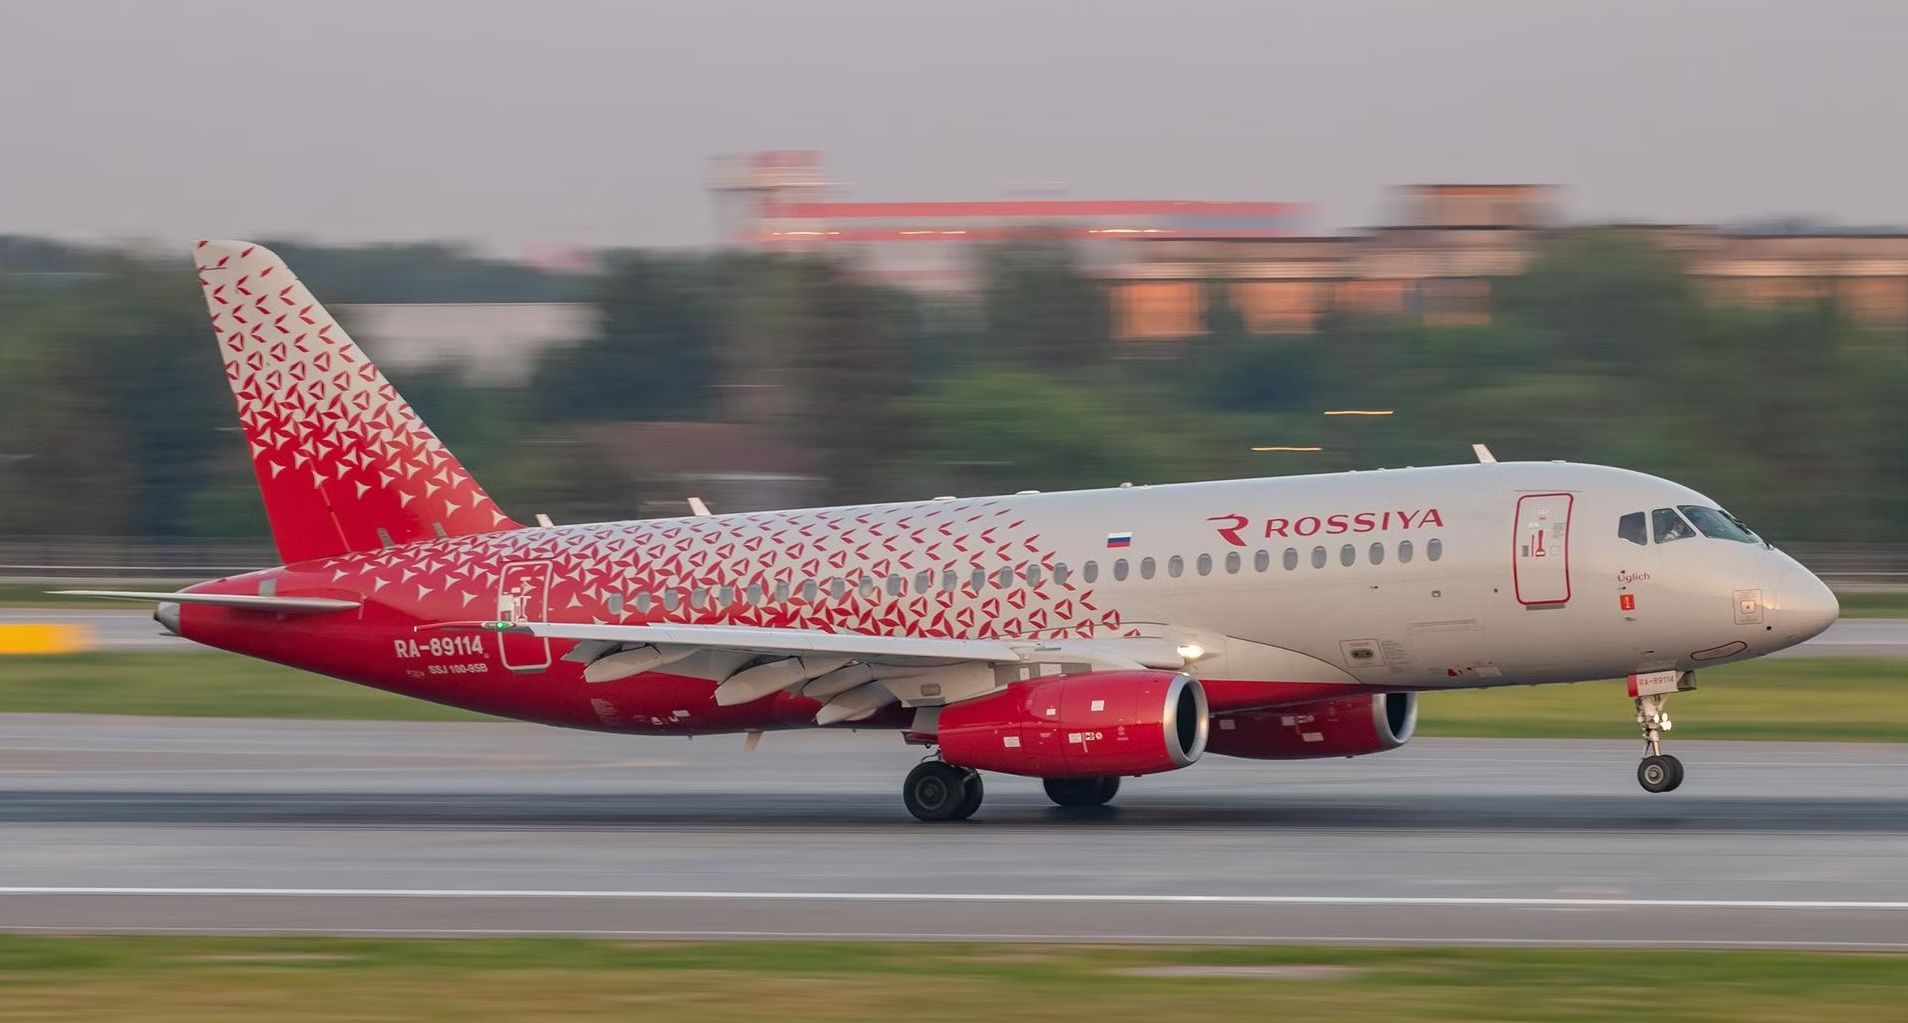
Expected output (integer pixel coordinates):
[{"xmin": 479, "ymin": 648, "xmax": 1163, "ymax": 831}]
[{"xmin": 0, "ymin": 232, "xmax": 1901, "ymax": 544}]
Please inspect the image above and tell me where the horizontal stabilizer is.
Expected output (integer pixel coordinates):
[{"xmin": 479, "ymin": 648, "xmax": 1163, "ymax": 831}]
[{"xmin": 53, "ymin": 591, "xmax": 361, "ymax": 614}]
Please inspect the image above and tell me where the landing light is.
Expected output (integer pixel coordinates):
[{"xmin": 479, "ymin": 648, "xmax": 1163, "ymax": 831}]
[{"xmin": 1176, "ymin": 643, "xmax": 1206, "ymax": 662}]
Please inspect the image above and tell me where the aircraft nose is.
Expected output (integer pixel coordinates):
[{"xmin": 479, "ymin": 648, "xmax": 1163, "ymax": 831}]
[{"xmin": 1777, "ymin": 567, "xmax": 1839, "ymax": 644}]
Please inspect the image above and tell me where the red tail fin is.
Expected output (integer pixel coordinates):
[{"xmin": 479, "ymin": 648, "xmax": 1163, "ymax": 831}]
[{"xmin": 194, "ymin": 240, "xmax": 519, "ymax": 564}]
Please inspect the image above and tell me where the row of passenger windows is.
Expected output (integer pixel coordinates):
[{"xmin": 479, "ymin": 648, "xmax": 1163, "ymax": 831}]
[
  {"xmin": 1618, "ymin": 506, "xmax": 1762, "ymax": 546},
  {"xmin": 603, "ymin": 538, "xmax": 1445, "ymax": 613}
]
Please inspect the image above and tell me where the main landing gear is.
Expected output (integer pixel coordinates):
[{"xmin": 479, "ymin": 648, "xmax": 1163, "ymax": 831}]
[
  {"xmin": 1043, "ymin": 776, "xmax": 1121, "ymax": 808},
  {"xmin": 903, "ymin": 759, "xmax": 984, "ymax": 822},
  {"xmin": 1635, "ymin": 691, "xmax": 1685, "ymax": 793}
]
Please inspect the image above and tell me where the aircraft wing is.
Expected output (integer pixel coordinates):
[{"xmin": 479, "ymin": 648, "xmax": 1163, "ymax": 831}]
[
  {"xmin": 444, "ymin": 619, "xmax": 1025, "ymax": 664},
  {"xmin": 430, "ymin": 620, "xmax": 1190, "ymax": 717}
]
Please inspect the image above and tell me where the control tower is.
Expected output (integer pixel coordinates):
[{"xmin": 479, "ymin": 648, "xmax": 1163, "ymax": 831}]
[{"xmin": 709, "ymin": 150, "xmax": 832, "ymax": 245}]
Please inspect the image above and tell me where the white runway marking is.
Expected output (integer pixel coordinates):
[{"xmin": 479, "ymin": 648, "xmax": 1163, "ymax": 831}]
[{"xmin": 5, "ymin": 887, "xmax": 1908, "ymax": 911}]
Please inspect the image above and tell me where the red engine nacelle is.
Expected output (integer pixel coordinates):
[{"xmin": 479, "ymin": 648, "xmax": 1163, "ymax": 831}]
[
  {"xmin": 1205, "ymin": 691, "xmax": 1417, "ymax": 760},
  {"xmin": 936, "ymin": 670, "xmax": 1208, "ymax": 778}
]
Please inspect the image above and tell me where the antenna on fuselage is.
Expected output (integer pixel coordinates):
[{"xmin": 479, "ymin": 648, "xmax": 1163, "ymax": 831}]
[
  {"xmin": 686, "ymin": 497, "xmax": 713, "ymax": 517},
  {"xmin": 1472, "ymin": 443, "xmax": 1498, "ymax": 464}
]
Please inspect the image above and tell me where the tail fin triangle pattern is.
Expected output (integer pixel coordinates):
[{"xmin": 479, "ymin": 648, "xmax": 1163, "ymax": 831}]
[{"xmin": 194, "ymin": 240, "xmax": 518, "ymax": 564}]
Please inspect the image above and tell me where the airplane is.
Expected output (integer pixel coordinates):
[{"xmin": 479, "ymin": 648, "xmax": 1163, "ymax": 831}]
[{"xmin": 63, "ymin": 240, "xmax": 1840, "ymax": 821}]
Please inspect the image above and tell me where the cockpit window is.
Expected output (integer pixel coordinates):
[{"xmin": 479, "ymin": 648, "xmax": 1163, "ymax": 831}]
[
  {"xmin": 1617, "ymin": 512, "xmax": 1647, "ymax": 546},
  {"xmin": 1679, "ymin": 505, "xmax": 1762, "ymax": 544},
  {"xmin": 1652, "ymin": 507, "xmax": 1696, "ymax": 544}
]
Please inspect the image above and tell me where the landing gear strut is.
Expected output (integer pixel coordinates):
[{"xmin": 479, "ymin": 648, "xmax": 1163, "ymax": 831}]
[
  {"xmin": 1043, "ymin": 775, "xmax": 1120, "ymax": 808},
  {"xmin": 903, "ymin": 760, "xmax": 983, "ymax": 821},
  {"xmin": 1634, "ymin": 691, "xmax": 1685, "ymax": 793}
]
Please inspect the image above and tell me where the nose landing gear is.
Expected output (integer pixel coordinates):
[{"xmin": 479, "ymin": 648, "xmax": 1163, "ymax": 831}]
[{"xmin": 1630, "ymin": 670, "xmax": 1695, "ymax": 793}]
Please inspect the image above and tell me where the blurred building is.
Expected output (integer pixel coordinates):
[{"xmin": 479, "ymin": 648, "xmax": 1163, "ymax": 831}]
[
  {"xmin": 716, "ymin": 158, "xmax": 1908, "ymax": 341},
  {"xmin": 342, "ymin": 303, "xmax": 593, "ymax": 384},
  {"xmin": 1112, "ymin": 184, "xmax": 1908, "ymax": 340},
  {"xmin": 713, "ymin": 150, "xmax": 1309, "ymax": 290}
]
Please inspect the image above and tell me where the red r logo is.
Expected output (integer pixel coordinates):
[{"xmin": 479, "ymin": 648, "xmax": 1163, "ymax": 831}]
[{"xmin": 1207, "ymin": 514, "xmax": 1249, "ymax": 547}]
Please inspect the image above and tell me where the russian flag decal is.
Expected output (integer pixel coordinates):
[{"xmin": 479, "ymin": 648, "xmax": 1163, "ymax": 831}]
[{"xmin": 1106, "ymin": 531, "xmax": 1132, "ymax": 549}]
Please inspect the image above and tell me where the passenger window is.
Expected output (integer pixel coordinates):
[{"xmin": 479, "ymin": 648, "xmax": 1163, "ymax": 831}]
[
  {"xmin": 1398, "ymin": 540, "xmax": 1414, "ymax": 564},
  {"xmin": 995, "ymin": 566, "xmax": 1014, "ymax": 588},
  {"xmin": 970, "ymin": 568, "xmax": 987, "ymax": 590},
  {"xmin": 1113, "ymin": 559, "xmax": 1130, "ymax": 581},
  {"xmin": 1340, "ymin": 544, "xmax": 1356, "ymax": 567},
  {"xmin": 915, "ymin": 570, "xmax": 932, "ymax": 594},
  {"xmin": 1427, "ymin": 538, "xmax": 1443, "ymax": 561},
  {"xmin": 830, "ymin": 577, "xmax": 847, "ymax": 600},
  {"xmin": 1311, "ymin": 546, "xmax": 1327, "ymax": 569},
  {"xmin": 1224, "ymin": 551, "xmax": 1240, "ymax": 575},
  {"xmin": 1167, "ymin": 555, "xmax": 1183, "ymax": 578},
  {"xmin": 1369, "ymin": 542, "xmax": 1385, "ymax": 565},
  {"xmin": 635, "ymin": 593, "xmax": 653, "ymax": 614},
  {"xmin": 1618, "ymin": 511, "xmax": 1648, "ymax": 546},
  {"xmin": 857, "ymin": 577, "xmax": 875, "ymax": 599},
  {"xmin": 718, "ymin": 585, "xmax": 735, "ymax": 605},
  {"xmin": 1084, "ymin": 561, "xmax": 1099, "ymax": 583},
  {"xmin": 608, "ymin": 593, "xmax": 624, "ymax": 615},
  {"xmin": 1283, "ymin": 548, "xmax": 1298, "ymax": 571},
  {"xmin": 1140, "ymin": 557, "xmax": 1157, "ymax": 580},
  {"xmin": 663, "ymin": 589, "xmax": 681, "ymax": 611},
  {"xmin": 802, "ymin": 580, "xmax": 819, "ymax": 602},
  {"xmin": 942, "ymin": 569, "xmax": 959, "ymax": 591},
  {"xmin": 774, "ymin": 580, "xmax": 790, "ymax": 603},
  {"xmin": 691, "ymin": 586, "xmax": 708, "ymax": 607},
  {"xmin": 1254, "ymin": 550, "xmax": 1271, "ymax": 572},
  {"xmin": 1053, "ymin": 563, "xmax": 1071, "ymax": 585},
  {"xmin": 1198, "ymin": 553, "xmax": 1214, "ymax": 576},
  {"xmin": 1026, "ymin": 565, "xmax": 1044, "ymax": 587},
  {"xmin": 886, "ymin": 575, "xmax": 904, "ymax": 597},
  {"xmin": 745, "ymin": 583, "xmax": 762, "ymax": 604},
  {"xmin": 1652, "ymin": 508, "xmax": 1695, "ymax": 544}
]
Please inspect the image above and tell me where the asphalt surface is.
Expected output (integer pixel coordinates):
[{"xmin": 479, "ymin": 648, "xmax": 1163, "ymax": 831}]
[
  {"xmin": 6, "ymin": 609, "xmax": 1905, "ymax": 657},
  {"xmin": 2, "ymin": 715, "xmax": 1906, "ymax": 947}
]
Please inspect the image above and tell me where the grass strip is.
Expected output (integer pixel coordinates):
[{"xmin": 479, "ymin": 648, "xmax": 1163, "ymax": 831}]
[{"xmin": 0, "ymin": 936, "xmax": 1904, "ymax": 1022}]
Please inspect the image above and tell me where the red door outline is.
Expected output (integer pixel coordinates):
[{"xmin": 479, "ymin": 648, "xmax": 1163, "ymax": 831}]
[
  {"xmin": 496, "ymin": 561, "xmax": 553, "ymax": 672},
  {"xmin": 1512, "ymin": 493, "xmax": 1573, "ymax": 606}
]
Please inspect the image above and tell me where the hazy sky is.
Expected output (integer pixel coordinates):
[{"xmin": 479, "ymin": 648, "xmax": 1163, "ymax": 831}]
[{"xmin": 2, "ymin": 0, "xmax": 1904, "ymax": 254}]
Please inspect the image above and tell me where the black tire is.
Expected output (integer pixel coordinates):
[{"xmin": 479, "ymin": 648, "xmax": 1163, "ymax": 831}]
[
  {"xmin": 1638, "ymin": 755, "xmax": 1678, "ymax": 793},
  {"xmin": 1043, "ymin": 775, "xmax": 1120, "ymax": 808},
  {"xmin": 954, "ymin": 769, "xmax": 985, "ymax": 819},
  {"xmin": 905, "ymin": 761, "xmax": 978, "ymax": 822},
  {"xmin": 1660, "ymin": 754, "xmax": 1685, "ymax": 792}
]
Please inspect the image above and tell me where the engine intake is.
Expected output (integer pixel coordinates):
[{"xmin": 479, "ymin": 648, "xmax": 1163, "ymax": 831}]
[
  {"xmin": 937, "ymin": 670, "xmax": 1208, "ymax": 778},
  {"xmin": 1205, "ymin": 691, "xmax": 1417, "ymax": 760}
]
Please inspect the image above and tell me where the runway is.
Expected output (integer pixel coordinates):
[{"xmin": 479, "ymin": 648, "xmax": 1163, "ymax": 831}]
[
  {"xmin": 5, "ymin": 609, "xmax": 1904, "ymax": 656},
  {"xmin": 2, "ymin": 715, "xmax": 1906, "ymax": 947}
]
